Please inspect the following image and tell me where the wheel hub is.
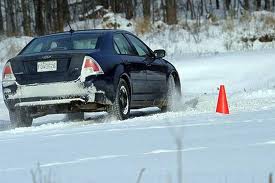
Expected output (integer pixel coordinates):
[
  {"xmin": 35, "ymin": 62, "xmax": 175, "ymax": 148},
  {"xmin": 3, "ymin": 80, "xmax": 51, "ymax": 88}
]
[{"xmin": 119, "ymin": 86, "xmax": 129, "ymax": 115}]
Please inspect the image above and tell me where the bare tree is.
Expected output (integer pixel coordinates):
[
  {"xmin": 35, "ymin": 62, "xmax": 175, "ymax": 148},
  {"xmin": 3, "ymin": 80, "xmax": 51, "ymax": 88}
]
[
  {"xmin": 125, "ymin": 0, "xmax": 134, "ymax": 20},
  {"xmin": 142, "ymin": 0, "xmax": 151, "ymax": 20},
  {"xmin": 161, "ymin": 0, "xmax": 166, "ymax": 22},
  {"xmin": 216, "ymin": 0, "xmax": 220, "ymax": 9},
  {"xmin": 63, "ymin": 0, "xmax": 70, "ymax": 27},
  {"xmin": 200, "ymin": 0, "xmax": 204, "ymax": 16},
  {"xmin": 57, "ymin": 0, "xmax": 64, "ymax": 32},
  {"xmin": 55, "ymin": 0, "xmax": 69, "ymax": 32},
  {"xmin": 96, "ymin": 0, "xmax": 109, "ymax": 9},
  {"xmin": 244, "ymin": 0, "xmax": 249, "ymax": 10},
  {"xmin": 45, "ymin": 0, "xmax": 53, "ymax": 33},
  {"xmin": 111, "ymin": 0, "xmax": 123, "ymax": 13},
  {"xmin": 0, "ymin": 0, "xmax": 4, "ymax": 34},
  {"xmin": 165, "ymin": 0, "xmax": 177, "ymax": 24},
  {"xmin": 14, "ymin": 0, "xmax": 21, "ymax": 34},
  {"xmin": 255, "ymin": 0, "xmax": 261, "ymax": 10},
  {"xmin": 5, "ymin": 0, "xmax": 16, "ymax": 35},
  {"xmin": 265, "ymin": 0, "xmax": 271, "ymax": 10},
  {"xmin": 21, "ymin": 0, "xmax": 31, "ymax": 36},
  {"xmin": 186, "ymin": 0, "xmax": 195, "ymax": 19},
  {"xmin": 225, "ymin": 0, "xmax": 231, "ymax": 10},
  {"xmin": 33, "ymin": 0, "xmax": 45, "ymax": 35}
]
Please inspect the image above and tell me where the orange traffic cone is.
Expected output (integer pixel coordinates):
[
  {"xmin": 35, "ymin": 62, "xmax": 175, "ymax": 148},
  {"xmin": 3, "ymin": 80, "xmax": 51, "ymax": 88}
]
[{"xmin": 216, "ymin": 85, "xmax": 229, "ymax": 114}]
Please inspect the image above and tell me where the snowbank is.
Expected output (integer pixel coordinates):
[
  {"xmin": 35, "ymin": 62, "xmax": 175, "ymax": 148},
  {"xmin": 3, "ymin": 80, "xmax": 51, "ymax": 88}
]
[
  {"xmin": 65, "ymin": 10, "xmax": 275, "ymax": 58},
  {"xmin": 1, "ymin": 11, "xmax": 275, "ymax": 63},
  {"xmin": 0, "ymin": 36, "xmax": 32, "ymax": 64}
]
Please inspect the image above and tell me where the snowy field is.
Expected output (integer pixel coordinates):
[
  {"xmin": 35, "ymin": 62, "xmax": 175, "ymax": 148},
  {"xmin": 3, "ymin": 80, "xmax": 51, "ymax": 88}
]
[{"xmin": 0, "ymin": 49, "xmax": 275, "ymax": 182}]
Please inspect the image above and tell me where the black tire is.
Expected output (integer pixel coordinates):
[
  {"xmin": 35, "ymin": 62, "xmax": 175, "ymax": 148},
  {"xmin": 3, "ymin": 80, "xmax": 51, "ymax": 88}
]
[
  {"xmin": 161, "ymin": 74, "xmax": 179, "ymax": 112},
  {"xmin": 9, "ymin": 109, "xmax": 33, "ymax": 128},
  {"xmin": 107, "ymin": 78, "xmax": 130, "ymax": 120},
  {"xmin": 65, "ymin": 112, "xmax": 85, "ymax": 121}
]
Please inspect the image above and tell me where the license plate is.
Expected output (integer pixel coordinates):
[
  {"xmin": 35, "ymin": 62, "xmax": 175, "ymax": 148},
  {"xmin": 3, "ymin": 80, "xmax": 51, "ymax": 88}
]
[{"xmin": 37, "ymin": 61, "xmax": 57, "ymax": 72}]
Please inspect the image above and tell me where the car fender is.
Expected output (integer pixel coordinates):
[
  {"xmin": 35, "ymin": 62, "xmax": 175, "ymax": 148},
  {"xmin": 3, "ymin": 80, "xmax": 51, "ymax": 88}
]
[
  {"xmin": 164, "ymin": 60, "xmax": 181, "ymax": 95},
  {"xmin": 113, "ymin": 64, "xmax": 132, "ymax": 96}
]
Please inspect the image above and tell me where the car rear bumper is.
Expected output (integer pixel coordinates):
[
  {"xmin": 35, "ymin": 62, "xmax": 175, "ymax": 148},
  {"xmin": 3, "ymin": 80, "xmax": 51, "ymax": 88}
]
[
  {"xmin": 3, "ymin": 80, "xmax": 111, "ymax": 110},
  {"xmin": 15, "ymin": 98, "xmax": 86, "ymax": 107}
]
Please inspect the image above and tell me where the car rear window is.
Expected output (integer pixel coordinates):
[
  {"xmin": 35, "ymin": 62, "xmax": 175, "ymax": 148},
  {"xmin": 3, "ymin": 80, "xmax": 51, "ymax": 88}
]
[{"xmin": 21, "ymin": 33, "xmax": 102, "ymax": 55}]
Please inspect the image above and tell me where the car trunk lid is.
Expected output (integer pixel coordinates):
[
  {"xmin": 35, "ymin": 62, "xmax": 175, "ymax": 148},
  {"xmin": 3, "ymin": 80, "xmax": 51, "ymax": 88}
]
[{"xmin": 10, "ymin": 50, "xmax": 94, "ymax": 85}]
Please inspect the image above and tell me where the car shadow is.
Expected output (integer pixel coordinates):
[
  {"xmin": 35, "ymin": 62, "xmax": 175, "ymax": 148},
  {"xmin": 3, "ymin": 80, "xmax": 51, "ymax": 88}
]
[
  {"xmin": 129, "ymin": 108, "xmax": 161, "ymax": 118},
  {"xmin": 85, "ymin": 107, "xmax": 162, "ymax": 124},
  {"xmin": 0, "ymin": 108, "xmax": 163, "ymax": 131},
  {"xmin": 0, "ymin": 120, "xmax": 13, "ymax": 131}
]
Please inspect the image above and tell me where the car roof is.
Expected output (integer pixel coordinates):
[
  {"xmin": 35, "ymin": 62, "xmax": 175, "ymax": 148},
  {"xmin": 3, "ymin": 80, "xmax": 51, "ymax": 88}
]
[{"xmin": 38, "ymin": 29, "xmax": 131, "ymax": 39}]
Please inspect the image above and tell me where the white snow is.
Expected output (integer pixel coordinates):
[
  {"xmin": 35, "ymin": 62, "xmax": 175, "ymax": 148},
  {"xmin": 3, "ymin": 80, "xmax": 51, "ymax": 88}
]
[
  {"xmin": 1, "ymin": 11, "xmax": 275, "ymax": 182},
  {"xmin": 8, "ymin": 81, "xmax": 94, "ymax": 99},
  {"xmin": 0, "ymin": 49, "xmax": 275, "ymax": 182},
  {"xmin": 0, "ymin": 36, "xmax": 32, "ymax": 64}
]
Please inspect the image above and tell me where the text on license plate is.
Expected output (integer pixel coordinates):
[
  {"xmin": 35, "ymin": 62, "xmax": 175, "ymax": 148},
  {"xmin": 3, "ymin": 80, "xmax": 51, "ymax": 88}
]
[{"xmin": 37, "ymin": 61, "xmax": 57, "ymax": 72}]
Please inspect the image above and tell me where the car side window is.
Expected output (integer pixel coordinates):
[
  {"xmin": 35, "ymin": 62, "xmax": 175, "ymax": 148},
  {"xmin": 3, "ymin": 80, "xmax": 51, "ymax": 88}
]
[
  {"xmin": 125, "ymin": 34, "xmax": 150, "ymax": 57},
  {"xmin": 114, "ymin": 42, "xmax": 121, "ymax": 54},
  {"xmin": 113, "ymin": 34, "xmax": 135, "ymax": 55}
]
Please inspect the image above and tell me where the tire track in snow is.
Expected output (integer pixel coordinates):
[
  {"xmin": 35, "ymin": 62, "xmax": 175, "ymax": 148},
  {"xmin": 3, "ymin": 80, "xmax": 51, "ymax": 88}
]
[{"xmin": 0, "ymin": 146, "xmax": 207, "ymax": 173}]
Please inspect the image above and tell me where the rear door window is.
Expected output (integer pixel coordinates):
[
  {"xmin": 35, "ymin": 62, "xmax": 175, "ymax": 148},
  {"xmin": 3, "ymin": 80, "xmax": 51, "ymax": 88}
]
[
  {"xmin": 125, "ymin": 34, "xmax": 151, "ymax": 57},
  {"xmin": 114, "ymin": 42, "xmax": 121, "ymax": 54},
  {"xmin": 113, "ymin": 34, "xmax": 136, "ymax": 55}
]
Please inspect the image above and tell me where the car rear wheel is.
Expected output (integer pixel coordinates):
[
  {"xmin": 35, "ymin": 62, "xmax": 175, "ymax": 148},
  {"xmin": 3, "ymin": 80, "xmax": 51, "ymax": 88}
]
[
  {"xmin": 161, "ymin": 74, "xmax": 179, "ymax": 112},
  {"xmin": 65, "ymin": 112, "xmax": 85, "ymax": 121},
  {"xmin": 9, "ymin": 109, "xmax": 33, "ymax": 128},
  {"xmin": 107, "ymin": 78, "xmax": 130, "ymax": 120}
]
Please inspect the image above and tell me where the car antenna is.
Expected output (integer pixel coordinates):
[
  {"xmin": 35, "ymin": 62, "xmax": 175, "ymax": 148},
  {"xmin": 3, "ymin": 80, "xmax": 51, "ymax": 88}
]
[{"xmin": 67, "ymin": 21, "xmax": 75, "ymax": 34}]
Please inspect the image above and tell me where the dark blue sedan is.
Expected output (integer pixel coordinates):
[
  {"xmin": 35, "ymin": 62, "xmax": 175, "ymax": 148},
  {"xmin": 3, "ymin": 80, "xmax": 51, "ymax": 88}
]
[{"xmin": 2, "ymin": 29, "xmax": 181, "ymax": 127}]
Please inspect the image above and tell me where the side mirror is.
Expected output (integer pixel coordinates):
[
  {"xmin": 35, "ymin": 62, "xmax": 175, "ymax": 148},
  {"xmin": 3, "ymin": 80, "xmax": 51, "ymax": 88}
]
[{"xmin": 154, "ymin": 49, "xmax": 166, "ymax": 59}]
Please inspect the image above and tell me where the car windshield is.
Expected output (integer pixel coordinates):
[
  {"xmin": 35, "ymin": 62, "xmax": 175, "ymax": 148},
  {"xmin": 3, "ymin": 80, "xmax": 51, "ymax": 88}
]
[{"xmin": 21, "ymin": 33, "xmax": 102, "ymax": 55}]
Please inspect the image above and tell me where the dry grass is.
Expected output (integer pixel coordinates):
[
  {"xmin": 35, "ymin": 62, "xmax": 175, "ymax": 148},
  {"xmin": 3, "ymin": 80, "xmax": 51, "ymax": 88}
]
[
  {"xmin": 135, "ymin": 18, "xmax": 151, "ymax": 35},
  {"xmin": 207, "ymin": 13, "xmax": 219, "ymax": 25},
  {"xmin": 222, "ymin": 18, "xmax": 235, "ymax": 32},
  {"xmin": 224, "ymin": 38, "xmax": 234, "ymax": 51},
  {"xmin": 31, "ymin": 163, "xmax": 56, "ymax": 183},
  {"xmin": 263, "ymin": 15, "xmax": 275, "ymax": 28},
  {"xmin": 103, "ymin": 22, "xmax": 121, "ymax": 29},
  {"xmin": 239, "ymin": 11, "xmax": 252, "ymax": 23}
]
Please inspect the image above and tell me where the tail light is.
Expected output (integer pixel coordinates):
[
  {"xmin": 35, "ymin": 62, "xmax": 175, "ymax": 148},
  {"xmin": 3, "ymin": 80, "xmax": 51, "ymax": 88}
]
[
  {"xmin": 2, "ymin": 62, "xmax": 16, "ymax": 82},
  {"xmin": 80, "ymin": 56, "xmax": 104, "ymax": 82}
]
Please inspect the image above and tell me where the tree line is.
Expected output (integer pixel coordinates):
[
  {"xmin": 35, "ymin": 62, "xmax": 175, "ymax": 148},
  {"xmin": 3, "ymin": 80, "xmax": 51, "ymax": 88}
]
[{"xmin": 0, "ymin": 0, "xmax": 275, "ymax": 37}]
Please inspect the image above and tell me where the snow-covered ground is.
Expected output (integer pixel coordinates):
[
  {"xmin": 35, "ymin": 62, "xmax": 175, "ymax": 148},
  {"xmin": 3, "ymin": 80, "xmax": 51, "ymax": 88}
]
[{"xmin": 1, "ymin": 49, "xmax": 275, "ymax": 182}]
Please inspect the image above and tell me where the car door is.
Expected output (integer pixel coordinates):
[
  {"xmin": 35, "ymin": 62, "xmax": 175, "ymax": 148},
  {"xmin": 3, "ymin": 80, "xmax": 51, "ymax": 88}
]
[
  {"xmin": 124, "ymin": 33, "xmax": 167, "ymax": 102},
  {"xmin": 113, "ymin": 33, "xmax": 149, "ymax": 105}
]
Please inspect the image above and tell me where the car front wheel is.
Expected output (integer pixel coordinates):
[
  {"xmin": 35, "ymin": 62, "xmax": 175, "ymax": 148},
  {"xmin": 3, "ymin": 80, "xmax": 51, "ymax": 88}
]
[
  {"xmin": 161, "ymin": 74, "xmax": 180, "ymax": 112},
  {"xmin": 107, "ymin": 78, "xmax": 130, "ymax": 120}
]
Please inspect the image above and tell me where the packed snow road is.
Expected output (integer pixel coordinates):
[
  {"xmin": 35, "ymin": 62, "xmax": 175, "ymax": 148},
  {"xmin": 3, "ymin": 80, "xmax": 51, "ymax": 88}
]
[{"xmin": 1, "ymin": 50, "xmax": 275, "ymax": 182}]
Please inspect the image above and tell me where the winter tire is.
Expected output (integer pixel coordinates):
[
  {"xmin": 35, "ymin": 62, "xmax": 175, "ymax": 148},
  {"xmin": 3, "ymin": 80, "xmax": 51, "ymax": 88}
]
[
  {"xmin": 107, "ymin": 78, "xmax": 130, "ymax": 120},
  {"xmin": 161, "ymin": 74, "xmax": 179, "ymax": 112}
]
